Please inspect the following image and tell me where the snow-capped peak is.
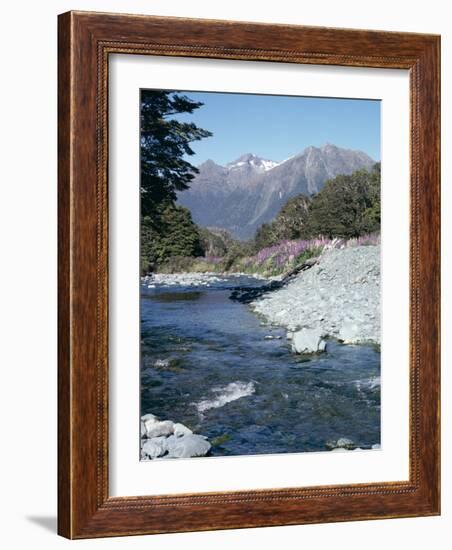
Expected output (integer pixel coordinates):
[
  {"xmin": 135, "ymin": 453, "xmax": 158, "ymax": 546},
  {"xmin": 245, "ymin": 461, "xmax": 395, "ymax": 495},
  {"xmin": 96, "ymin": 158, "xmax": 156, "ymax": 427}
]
[
  {"xmin": 260, "ymin": 159, "xmax": 279, "ymax": 171},
  {"xmin": 226, "ymin": 153, "xmax": 279, "ymax": 172}
]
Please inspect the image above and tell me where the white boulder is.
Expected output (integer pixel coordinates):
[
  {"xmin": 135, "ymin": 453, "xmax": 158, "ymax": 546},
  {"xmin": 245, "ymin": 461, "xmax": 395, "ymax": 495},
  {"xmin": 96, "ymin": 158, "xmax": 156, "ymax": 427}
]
[
  {"xmin": 173, "ymin": 422, "xmax": 193, "ymax": 437},
  {"xmin": 291, "ymin": 328, "xmax": 326, "ymax": 354},
  {"xmin": 141, "ymin": 436, "xmax": 168, "ymax": 459},
  {"xmin": 141, "ymin": 413, "xmax": 158, "ymax": 423},
  {"xmin": 165, "ymin": 434, "xmax": 211, "ymax": 459},
  {"xmin": 144, "ymin": 419, "xmax": 174, "ymax": 438},
  {"xmin": 142, "ymin": 414, "xmax": 159, "ymax": 436}
]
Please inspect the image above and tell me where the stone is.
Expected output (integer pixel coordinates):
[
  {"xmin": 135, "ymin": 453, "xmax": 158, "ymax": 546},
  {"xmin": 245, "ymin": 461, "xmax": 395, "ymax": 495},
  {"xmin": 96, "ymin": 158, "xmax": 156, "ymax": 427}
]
[
  {"xmin": 173, "ymin": 422, "xmax": 193, "ymax": 437},
  {"xmin": 153, "ymin": 359, "xmax": 170, "ymax": 369},
  {"xmin": 291, "ymin": 328, "xmax": 326, "ymax": 354},
  {"xmin": 335, "ymin": 437, "xmax": 356, "ymax": 450},
  {"xmin": 165, "ymin": 434, "xmax": 211, "ymax": 458},
  {"xmin": 141, "ymin": 413, "xmax": 158, "ymax": 423},
  {"xmin": 144, "ymin": 420, "xmax": 174, "ymax": 439},
  {"xmin": 142, "ymin": 414, "xmax": 159, "ymax": 437},
  {"xmin": 326, "ymin": 437, "xmax": 356, "ymax": 450},
  {"xmin": 338, "ymin": 322, "xmax": 360, "ymax": 343},
  {"xmin": 141, "ymin": 436, "xmax": 168, "ymax": 459}
]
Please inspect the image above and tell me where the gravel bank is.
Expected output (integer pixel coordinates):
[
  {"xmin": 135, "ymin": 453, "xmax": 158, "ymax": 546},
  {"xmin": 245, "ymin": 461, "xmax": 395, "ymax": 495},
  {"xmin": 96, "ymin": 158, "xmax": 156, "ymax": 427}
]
[
  {"xmin": 142, "ymin": 271, "xmax": 267, "ymax": 289},
  {"xmin": 250, "ymin": 245, "xmax": 380, "ymax": 345}
]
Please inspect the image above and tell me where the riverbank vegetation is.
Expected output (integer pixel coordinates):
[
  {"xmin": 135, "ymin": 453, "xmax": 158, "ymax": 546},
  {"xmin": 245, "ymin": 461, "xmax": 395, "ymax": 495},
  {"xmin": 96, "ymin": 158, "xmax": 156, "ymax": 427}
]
[
  {"xmin": 156, "ymin": 233, "xmax": 380, "ymax": 276},
  {"xmin": 145, "ymin": 163, "xmax": 381, "ymax": 277}
]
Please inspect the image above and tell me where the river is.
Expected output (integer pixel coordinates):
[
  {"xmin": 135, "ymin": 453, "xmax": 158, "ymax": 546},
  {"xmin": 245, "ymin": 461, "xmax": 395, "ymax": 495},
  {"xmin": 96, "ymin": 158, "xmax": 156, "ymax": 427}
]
[{"xmin": 140, "ymin": 274, "xmax": 380, "ymax": 457}]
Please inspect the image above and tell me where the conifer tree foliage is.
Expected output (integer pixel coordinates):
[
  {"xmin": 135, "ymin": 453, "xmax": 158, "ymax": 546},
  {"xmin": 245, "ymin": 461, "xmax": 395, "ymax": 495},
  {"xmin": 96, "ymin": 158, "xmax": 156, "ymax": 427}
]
[
  {"xmin": 140, "ymin": 90, "xmax": 212, "ymax": 214},
  {"xmin": 140, "ymin": 90, "xmax": 212, "ymax": 272},
  {"xmin": 141, "ymin": 205, "xmax": 204, "ymax": 272}
]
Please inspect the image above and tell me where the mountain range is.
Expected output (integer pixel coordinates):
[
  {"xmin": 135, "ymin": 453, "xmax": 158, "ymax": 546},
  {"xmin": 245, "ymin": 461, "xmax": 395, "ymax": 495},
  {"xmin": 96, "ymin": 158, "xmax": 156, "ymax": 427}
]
[{"xmin": 177, "ymin": 144, "xmax": 376, "ymax": 240}]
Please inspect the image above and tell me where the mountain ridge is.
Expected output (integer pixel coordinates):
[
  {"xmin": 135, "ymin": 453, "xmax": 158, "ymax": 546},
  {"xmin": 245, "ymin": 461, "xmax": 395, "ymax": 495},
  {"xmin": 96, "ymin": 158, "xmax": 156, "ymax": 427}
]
[{"xmin": 178, "ymin": 144, "xmax": 376, "ymax": 239}]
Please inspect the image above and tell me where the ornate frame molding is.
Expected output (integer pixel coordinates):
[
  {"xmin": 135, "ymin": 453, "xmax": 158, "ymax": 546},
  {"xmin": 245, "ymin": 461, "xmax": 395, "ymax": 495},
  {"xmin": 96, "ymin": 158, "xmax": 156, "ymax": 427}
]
[{"xmin": 58, "ymin": 11, "xmax": 440, "ymax": 538}]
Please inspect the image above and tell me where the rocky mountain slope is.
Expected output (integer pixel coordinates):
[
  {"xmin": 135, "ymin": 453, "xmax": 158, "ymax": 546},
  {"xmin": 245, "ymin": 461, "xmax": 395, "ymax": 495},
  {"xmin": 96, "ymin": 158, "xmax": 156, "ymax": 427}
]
[{"xmin": 177, "ymin": 144, "xmax": 375, "ymax": 239}]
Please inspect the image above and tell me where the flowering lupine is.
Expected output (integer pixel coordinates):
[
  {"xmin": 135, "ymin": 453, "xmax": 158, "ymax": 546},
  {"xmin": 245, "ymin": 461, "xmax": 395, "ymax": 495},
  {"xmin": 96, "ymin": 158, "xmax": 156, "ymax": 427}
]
[
  {"xmin": 189, "ymin": 233, "xmax": 380, "ymax": 275},
  {"xmin": 238, "ymin": 233, "xmax": 380, "ymax": 274}
]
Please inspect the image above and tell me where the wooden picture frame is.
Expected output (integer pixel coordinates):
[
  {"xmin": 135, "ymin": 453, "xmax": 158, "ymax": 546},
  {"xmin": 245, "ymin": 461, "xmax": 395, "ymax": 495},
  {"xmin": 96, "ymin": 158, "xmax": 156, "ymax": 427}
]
[{"xmin": 58, "ymin": 10, "xmax": 440, "ymax": 539}]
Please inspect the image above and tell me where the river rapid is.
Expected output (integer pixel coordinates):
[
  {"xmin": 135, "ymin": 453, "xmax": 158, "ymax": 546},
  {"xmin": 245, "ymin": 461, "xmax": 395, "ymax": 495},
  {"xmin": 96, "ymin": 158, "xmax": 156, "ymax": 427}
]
[{"xmin": 140, "ymin": 273, "xmax": 380, "ymax": 457}]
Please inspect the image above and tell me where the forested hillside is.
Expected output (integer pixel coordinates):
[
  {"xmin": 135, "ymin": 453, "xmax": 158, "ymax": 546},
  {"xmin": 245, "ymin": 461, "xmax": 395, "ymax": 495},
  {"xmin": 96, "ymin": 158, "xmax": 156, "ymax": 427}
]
[{"xmin": 145, "ymin": 164, "xmax": 381, "ymax": 275}]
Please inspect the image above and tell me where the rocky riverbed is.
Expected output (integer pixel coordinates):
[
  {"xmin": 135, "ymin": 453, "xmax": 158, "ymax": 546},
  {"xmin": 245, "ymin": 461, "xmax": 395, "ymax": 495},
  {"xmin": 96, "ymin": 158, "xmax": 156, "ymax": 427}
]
[
  {"xmin": 142, "ymin": 271, "xmax": 267, "ymax": 289},
  {"xmin": 140, "ymin": 269, "xmax": 380, "ymax": 458},
  {"xmin": 251, "ymin": 245, "xmax": 380, "ymax": 349}
]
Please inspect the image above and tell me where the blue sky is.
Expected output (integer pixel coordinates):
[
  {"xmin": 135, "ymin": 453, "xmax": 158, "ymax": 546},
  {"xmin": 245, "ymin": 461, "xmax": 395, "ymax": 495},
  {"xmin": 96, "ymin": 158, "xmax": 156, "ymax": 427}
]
[{"xmin": 171, "ymin": 91, "xmax": 380, "ymax": 165}]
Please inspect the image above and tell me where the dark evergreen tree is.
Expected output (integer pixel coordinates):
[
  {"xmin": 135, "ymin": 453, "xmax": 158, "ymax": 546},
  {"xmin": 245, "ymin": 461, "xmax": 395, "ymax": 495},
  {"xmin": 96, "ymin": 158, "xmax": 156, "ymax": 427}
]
[
  {"xmin": 140, "ymin": 90, "xmax": 212, "ymax": 214},
  {"xmin": 141, "ymin": 204, "xmax": 204, "ymax": 273},
  {"xmin": 140, "ymin": 90, "xmax": 212, "ymax": 272}
]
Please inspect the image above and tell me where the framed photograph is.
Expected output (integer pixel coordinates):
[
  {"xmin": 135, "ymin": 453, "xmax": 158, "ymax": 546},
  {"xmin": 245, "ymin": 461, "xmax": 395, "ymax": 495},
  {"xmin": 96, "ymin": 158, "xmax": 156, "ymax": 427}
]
[{"xmin": 58, "ymin": 11, "xmax": 440, "ymax": 538}]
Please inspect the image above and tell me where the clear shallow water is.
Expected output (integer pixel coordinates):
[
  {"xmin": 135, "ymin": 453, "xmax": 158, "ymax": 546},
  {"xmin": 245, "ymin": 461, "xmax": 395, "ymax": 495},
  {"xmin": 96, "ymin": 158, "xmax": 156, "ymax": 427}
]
[{"xmin": 140, "ymin": 275, "xmax": 380, "ymax": 457}]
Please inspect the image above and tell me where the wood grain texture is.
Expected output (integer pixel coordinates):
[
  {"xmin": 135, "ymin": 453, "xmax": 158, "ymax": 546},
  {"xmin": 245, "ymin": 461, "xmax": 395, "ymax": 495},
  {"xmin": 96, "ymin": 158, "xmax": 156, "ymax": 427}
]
[
  {"xmin": 57, "ymin": 10, "xmax": 440, "ymax": 539},
  {"xmin": 57, "ymin": 10, "xmax": 72, "ymax": 538}
]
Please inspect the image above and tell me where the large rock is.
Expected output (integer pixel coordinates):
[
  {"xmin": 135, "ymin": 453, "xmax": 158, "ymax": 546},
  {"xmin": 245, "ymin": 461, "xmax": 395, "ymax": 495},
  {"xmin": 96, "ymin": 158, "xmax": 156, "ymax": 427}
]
[
  {"xmin": 326, "ymin": 437, "xmax": 356, "ymax": 450},
  {"xmin": 165, "ymin": 434, "xmax": 211, "ymax": 459},
  {"xmin": 142, "ymin": 413, "xmax": 158, "ymax": 423},
  {"xmin": 144, "ymin": 419, "xmax": 174, "ymax": 439},
  {"xmin": 173, "ymin": 422, "xmax": 193, "ymax": 437},
  {"xmin": 142, "ymin": 414, "xmax": 158, "ymax": 436},
  {"xmin": 291, "ymin": 328, "xmax": 326, "ymax": 354},
  {"xmin": 141, "ymin": 436, "xmax": 168, "ymax": 459}
]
